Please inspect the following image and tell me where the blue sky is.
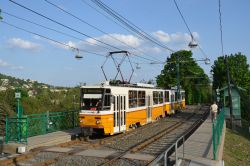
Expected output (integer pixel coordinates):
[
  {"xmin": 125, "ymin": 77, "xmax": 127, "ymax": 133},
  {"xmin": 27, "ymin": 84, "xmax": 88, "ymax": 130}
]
[{"xmin": 0, "ymin": 0, "xmax": 249, "ymax": 87}]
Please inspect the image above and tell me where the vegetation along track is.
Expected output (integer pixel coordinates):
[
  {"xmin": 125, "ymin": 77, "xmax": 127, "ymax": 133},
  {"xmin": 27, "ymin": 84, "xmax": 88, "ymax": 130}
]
[{"xmin": 0, "ymin": 105, "xmax": 209, "ymax": 166}]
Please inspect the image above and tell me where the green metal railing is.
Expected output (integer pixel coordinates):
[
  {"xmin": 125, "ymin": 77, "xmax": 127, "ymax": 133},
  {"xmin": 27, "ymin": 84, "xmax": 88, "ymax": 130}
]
[
  {"xmin": 212, "ymin": 108, "xmax": 225, "ymax": 160},
  {"xmin": 5, "ymin": 110, "xmax": 79, "ymax": 144}
]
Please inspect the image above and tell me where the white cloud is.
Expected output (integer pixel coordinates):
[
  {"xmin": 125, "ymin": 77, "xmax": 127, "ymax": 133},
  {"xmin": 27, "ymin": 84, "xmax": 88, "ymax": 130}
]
[
  {"xmin": 0, "ymin": 59, "xmax": 9, "ymax": 67},
  {"xmin": 153, "ymin": 31, "xmax": 171, "ymax": 43},
  {"xmin": 169, "ymin": 32, "xmax": 199, "ymax": 43},
  {"xmin": 10, "ymin": 66, "xmax": 24, "ymax": 70},
  {"xmin": 0, "ymin": 59, "xmax": 24, "ymax": 70},
  {"xmin": 7, "ymin": 38, "xmax": 41, "ymax": 50},
  {"xmin": 49, "ymin": 40, "xmax": 77, "ymax": 51},
  {"xmin": 48, "ymin": 31, "xmax": 200, "ymax": 56},
  {"xmin": 97, "ymin": 33, "xmax": 141, "ymax": 47}
]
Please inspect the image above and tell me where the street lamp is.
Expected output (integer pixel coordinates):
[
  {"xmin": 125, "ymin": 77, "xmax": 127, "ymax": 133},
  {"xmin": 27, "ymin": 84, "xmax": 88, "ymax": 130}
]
[{"xmin": 74, "ymin": 48, "xmax": 83, "ymax": 59}]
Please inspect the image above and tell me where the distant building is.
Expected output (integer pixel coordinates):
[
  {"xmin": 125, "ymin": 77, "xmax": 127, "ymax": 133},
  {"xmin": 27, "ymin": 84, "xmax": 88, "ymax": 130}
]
[
  {"xmin": 22, "ymin": 84, "xmax": 30, "ymax": 89},
  {"xmin": 0, "ymin": 86, "xmax": 7, "ymax": 91},
  {"xmin": 1, "ymin": 79, "xmax": 9, "ymax": 86}
]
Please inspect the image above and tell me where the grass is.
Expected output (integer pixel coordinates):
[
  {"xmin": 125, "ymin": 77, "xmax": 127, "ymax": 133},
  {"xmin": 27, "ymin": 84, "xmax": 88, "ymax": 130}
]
[{"xmin": 223, "ymin": 128, "xmax": 250, "ymax": 166}]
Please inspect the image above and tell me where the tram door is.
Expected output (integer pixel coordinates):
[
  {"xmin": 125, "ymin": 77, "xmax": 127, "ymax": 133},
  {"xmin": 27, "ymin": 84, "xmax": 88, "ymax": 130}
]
[
  {"xmin": 147, "ymin": 95, "xmax": 152, "ymax": 122},
  {"xmin": 113, "ymin": 95, "xmax": 126, "ymax": 133},
  {"xmin": 170, "ymin": 92, "xmax": 175, "ymax": 114}
]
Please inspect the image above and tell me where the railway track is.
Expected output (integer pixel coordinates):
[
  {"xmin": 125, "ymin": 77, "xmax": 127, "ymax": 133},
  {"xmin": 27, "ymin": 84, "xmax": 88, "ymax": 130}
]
[{"xmin": 0, "ymin": 105, "xmax": 209, "ymax": 166}]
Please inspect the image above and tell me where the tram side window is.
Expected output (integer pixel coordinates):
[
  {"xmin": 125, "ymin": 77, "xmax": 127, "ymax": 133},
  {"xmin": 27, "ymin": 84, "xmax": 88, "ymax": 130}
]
[
  {"xmin": 129, "ymin": 90, "xmax": 137, "ymax": 108},
  {"xmin": 165, "ymin": 91, "xmax": 170, "ymax": 102},
  {"xmin": 181, "ymin": 92, "xmax": 185, "ymax": 100},
  {"xmin": 171, "ymin": 94, "xmax": 175, "ymax": 102},
  {"xmin": 153, "ymin": 91, "xmax": 159, "ymax": 105},
  {"xmin": 138, "ymin": 91, "xmax": 145, "ymax": 106},
  {"xmin": 103, "ymin": 89, "xmax": 111, "ymax": 110},
  {"xmin": 159, "ymin": 91, "xmax": 163, "ymax": 104},
  {"xmin": 175, "ymin": 92, "xmax": 178, "ymax": 101}
]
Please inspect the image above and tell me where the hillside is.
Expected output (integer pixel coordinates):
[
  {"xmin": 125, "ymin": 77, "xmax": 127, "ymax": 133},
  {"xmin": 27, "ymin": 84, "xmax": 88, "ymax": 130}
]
[
  {"xmin": 0, "ymin": 73, "xmax": 80, "ymax": 115},
  {"xmin": 0, "ymin": 73, "xmax": 58, "ymax": 92}
]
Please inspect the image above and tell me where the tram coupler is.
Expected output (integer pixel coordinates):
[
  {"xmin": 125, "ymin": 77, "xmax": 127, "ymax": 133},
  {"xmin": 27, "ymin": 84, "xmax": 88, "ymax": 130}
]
[{"xmin": 80, "ymin": 127, "xmax": 93, "ymax": 140}]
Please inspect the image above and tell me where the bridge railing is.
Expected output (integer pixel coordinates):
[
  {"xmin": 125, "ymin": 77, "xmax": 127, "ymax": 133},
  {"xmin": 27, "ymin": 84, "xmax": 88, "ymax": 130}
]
[
  {"xmin": 212, "ymin": 108, "xmax": 225, "ymax": 160},
  {"xmin": 5, "ymin": 110, "xmax": 79, "ymax": 144}
]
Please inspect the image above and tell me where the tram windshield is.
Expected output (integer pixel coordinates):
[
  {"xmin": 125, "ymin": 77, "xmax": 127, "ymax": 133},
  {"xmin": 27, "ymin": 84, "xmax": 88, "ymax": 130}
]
[{"xmin": 81, "ymin": 88, "xmax": 111, "ymax": 111}]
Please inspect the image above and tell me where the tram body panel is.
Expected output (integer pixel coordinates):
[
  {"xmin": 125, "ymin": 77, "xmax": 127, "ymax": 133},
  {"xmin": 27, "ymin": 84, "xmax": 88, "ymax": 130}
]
[
  {"xmin": 79, "ymin": 113, "xmax": 113, "ymax": 134},
  {"xmin": 126, "ymin": 108, "xmax": 147, "ymax": 130},
  {"xmin": 79, "ymin": 83, "xmax": 186, "ymax": 136}
]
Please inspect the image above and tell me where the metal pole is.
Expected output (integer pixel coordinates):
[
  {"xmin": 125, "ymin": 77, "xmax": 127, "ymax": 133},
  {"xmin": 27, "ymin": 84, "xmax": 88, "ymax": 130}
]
[
  {"xmin": 183, "ymin": 137, "xmax": 185, "ymax": 158},
  {"xmin": 177, "ymin": 53, "xmax": 181, "ymax": 108},
  {"xmin": 225, "ymin": 55, "xmax": 233, "ymax": 129},
  {"xmin": 5, "ymin": 114, "xmax": 8, "ymax": 144},
  {"xmin": 164, "ymin": 152, "xmax": 167, "ymax": 166},
  {"xmin": 17, "ymin": 98, "xmax": 21, "ymax": 143},
  {"xmin": 175, "ymin": 142, "xmax": 178, "ymax": 166}
]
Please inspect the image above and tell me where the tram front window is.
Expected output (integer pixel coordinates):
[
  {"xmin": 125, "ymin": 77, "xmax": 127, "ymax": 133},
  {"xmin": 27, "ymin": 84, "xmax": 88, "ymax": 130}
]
[{"xmin": 81, "ymin": 88, "xmax": 110, "ymax": 111}]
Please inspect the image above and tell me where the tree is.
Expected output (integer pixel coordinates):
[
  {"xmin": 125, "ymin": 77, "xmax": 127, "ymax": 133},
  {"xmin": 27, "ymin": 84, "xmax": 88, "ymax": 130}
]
[
  {"xmin": 211, "ymin": 53, "xmax": 250, "ymax": 90},
  {"xmin": 211, "ymin": 53, "xmax": 250, "ymax": 121},
  {"xmin": 156, "ymin": 50, "xmax": 210, "ymax": 104}
]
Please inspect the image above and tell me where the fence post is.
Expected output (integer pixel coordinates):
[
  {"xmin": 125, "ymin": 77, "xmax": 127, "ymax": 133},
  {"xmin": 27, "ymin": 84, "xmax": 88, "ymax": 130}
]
[
  {"xmin": 43, "ymin": 113, "xmax": 47, "ymax": 134},
  {"xmin": 183, "ymin": 137, "xmax": 185, "ymax": 158},
  {"xmin": 5, "ymin": 115, "xmax": 8, "ymax": 144},
  {"xmin": 72, "ymin": 111, "xmax": 75, "ymax": 128},
  {"xmin": 26, "ymin": 116, "xmax": 28, "ymax": 144},
  {"xmin": 175, "ymin": 142, "xmax": 178, "ymax": 166},
  {"xmin": 164, "ymin": 151, "xmax": 167, "ymax": 166},
  {"xmin": 212, "ymin": 121, "xmax": 216, "ymax": 160}
]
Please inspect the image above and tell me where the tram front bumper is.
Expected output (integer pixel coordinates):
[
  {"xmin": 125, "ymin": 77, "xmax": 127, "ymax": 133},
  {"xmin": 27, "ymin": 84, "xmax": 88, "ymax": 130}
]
[{"xmin": 81, "ymin": 127, "xmax": 93, "ymax": 137}]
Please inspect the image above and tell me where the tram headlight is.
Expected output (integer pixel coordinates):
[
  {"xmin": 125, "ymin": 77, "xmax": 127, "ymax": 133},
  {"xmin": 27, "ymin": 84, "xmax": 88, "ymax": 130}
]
[{"xmin": 96, "ymin": 119, "xmax": 101, "ymax": 124}]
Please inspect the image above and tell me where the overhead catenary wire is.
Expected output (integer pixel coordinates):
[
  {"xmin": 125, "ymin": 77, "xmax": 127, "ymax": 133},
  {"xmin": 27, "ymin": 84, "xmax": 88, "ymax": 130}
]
[
  {"xmin": 80, "ymin": 0, "xmax": 144, "ymax": 41},
  {"xmin": 8, "ymin": 0, "xmax": 119, "ymax": 51},
  {"xmin": 44, "ymin": 0, "xmax": 163, "ymax": 63},
  {"xmin": 80, "ymin": 0, "xmax": 162, "ymax": 64},
  {"xmin": 173, "ymin": 0, "xmax": 193, "ymax": 38},
  {"xmin": 1, "ymin": 19, "xmax": 146, "ymax": 66},
  {"xmin": 2, "ymin": 11, "xmax": 112, "ymax": 52},
  {"xmin": 90, "ymin": 0, "xmax": 175, "ymax": 53},
  {"xmin": 9, "ymin": 0, "xmax": 159, "ymax": 63},
  {"xmin": 0, "ymin": 20, "xmax": 106, "ymax": 57},
  {"xmin": 173, "ymin": 0, "xmax": 210, "ymax": 60}
]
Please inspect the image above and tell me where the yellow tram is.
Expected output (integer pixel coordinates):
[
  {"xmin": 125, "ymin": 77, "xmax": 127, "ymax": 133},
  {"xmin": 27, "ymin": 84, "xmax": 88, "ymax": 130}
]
[{"xmin": 79, "ymin": 82, "xmax": 185, "ymax": 136}]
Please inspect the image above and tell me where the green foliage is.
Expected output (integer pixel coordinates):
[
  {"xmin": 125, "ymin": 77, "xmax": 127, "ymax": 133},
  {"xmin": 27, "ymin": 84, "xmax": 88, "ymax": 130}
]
[
  {"xmin": 0, "ymin": 73, "xmax": 80, "ymax": 115},
  {"xmin": 211, "ymin": 53, "xmax": 250, "ymax": 90},
  {"xmin": 156, "ymin": 50, "xmax": 211, "ymax": 104},
  {"xmin": 211, "ymin": 53, "xmax": 250, "ymax": 121}
]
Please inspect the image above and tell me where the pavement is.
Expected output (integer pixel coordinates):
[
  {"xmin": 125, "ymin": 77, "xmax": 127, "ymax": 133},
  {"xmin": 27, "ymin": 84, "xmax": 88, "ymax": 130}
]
[
  {"xmin": 177, "ymin": 114, "xmax": 226, "ymax": 166},
  {"xmin": 2, "ymin": 127, "xmax": 81, "ymax": 154}
]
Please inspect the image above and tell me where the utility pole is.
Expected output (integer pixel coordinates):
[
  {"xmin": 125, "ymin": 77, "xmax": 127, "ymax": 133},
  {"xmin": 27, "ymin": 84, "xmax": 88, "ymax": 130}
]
[
  {"xmin": 176, "ymin": 53, "xmax": 181, "ymax": 108},
  {"xmin": 225, "ymin": 55, "xmax": 234, "ymax": 129},
  {"xmin": 0, "ymin": 9, "xmax": 3, "ymax": 20}
]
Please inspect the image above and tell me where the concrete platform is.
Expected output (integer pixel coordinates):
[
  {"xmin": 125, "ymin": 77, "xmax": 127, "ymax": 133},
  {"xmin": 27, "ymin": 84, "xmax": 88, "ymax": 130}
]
[
  {"xmin": 177, "ymin": 114, "xmax": 225, "ymax": 166},
  {"xmin": 44, "ymin": 147, "xmax": 73, "ymax": 153},
  {"xmin": 75, "ymin": 149, "xmax": 117, "ymax": 158},
  {"xmin": 123, "ymin": 153, "xmax": 155, "ymax": 161},
  {"xmin": 3, "ymin": 127, "xmax": 81, "ymax": 154}
]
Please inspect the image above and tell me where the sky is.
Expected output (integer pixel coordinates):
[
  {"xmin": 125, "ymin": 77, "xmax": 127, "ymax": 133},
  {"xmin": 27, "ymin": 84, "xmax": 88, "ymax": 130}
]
[{"xmin": 0, "ymin": 0, "xmax": 249, "ymax": 87}]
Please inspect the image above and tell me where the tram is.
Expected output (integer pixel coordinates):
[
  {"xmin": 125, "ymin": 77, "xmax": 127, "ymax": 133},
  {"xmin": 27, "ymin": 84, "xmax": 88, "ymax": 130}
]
[{"xmin": 79, "ymin": 81, "xmax": 185, "ymax": 136}]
